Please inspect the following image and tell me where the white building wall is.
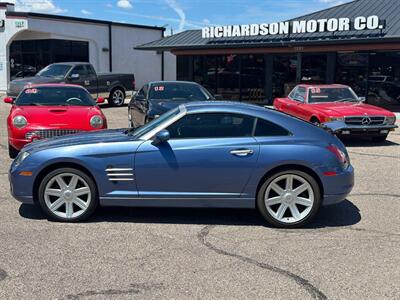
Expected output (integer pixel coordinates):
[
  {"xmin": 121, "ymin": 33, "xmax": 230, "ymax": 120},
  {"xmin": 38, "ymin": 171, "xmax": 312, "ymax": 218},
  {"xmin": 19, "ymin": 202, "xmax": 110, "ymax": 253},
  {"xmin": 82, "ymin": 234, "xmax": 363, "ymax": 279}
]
[
  {"xmin": 1, "ymin": 5, "xmax": 176, "ymax": 92},
  {"xmin": 111, "ymin": 25, "xmax": 176, "ymax": 88}
]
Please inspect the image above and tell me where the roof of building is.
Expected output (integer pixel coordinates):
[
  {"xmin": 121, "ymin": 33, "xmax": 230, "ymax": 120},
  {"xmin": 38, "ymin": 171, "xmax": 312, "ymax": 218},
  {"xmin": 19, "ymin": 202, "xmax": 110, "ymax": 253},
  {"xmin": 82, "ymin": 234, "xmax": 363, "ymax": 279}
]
[
  {"xmin": 5, "ymin": 11, "xmax": 165, "ymax": 31},
  {"xmin": 136, "ymin": 0, "xmax": 400, "ymax": 51}
]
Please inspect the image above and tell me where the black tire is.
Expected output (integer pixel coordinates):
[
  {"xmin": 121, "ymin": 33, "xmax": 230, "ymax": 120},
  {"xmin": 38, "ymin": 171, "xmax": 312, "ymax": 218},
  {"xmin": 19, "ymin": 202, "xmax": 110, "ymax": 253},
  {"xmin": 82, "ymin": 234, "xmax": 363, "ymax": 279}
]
[
  {"xmin": 109, "ymin": 88, "xmax": 126, "ymax": 107},
  {"xmin": 8, "ymin": 144, "xmax": 19, "ymax": 159},
  {"xmin": 310, "ymin": 117, "xmax": 320, "ymax": 125},
  {"xmin": 257, "ymin": 170, "xmax": 321, "ymax": 228},
  {"xmin": 371, "ymin": 135, "xmax": 388, "ymax": 143},
  {"xmin": 38, "ymin": 168, "xmax": 98, "ymax": 222}
]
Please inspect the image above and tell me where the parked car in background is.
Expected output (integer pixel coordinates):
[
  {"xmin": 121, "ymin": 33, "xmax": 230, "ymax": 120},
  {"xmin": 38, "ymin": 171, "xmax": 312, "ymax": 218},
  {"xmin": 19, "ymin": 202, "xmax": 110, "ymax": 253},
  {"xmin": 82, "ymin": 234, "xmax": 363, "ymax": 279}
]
[
  {"xmin": 4, "ymin": 84, "xmax": 107, "ymax": 158},
  {"xmin": 128, "ymin": 81, "xmax": 215, "ymax": 128},
  {"xmin": 9, "ymin": 101, "xmax": 354, "ymax": 228},
  {"xmin": 274, "ymin": 84, "xmax": 397, "ymax": 142},
  {"xmin": 7, "ymin": 62, "xmax": 135, "ymax": 107}
]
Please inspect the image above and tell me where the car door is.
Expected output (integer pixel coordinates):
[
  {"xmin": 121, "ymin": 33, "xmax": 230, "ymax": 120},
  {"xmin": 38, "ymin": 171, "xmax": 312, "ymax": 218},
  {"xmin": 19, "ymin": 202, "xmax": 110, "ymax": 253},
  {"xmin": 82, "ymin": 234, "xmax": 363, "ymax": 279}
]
[
  {"xmin": 68, "ymin": 65, "xmax": 95, "ymax": 98},
  {"xmin": 129, "ymin": 85, "xmax": 148, "ymax": 128},
  {"xmin": 290, "ymin": 86, "xmax": 308, "ymax": 120},
  {"xmin": 134, "ymin": 112, "xmax": 260, "ymax": 202},
  {"xmin": 280, "ymin": 87, "xmax": 299, "ymax": 114},
  {"xmin": 85, "ymin": 65, "xmax": 99, "ymax": 99}
]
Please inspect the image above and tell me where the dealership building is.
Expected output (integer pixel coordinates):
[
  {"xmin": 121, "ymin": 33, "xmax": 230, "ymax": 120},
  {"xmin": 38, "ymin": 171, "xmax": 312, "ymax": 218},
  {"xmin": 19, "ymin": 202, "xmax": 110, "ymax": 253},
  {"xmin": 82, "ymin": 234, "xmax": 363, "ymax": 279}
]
[
  {"xmin": 138, "ymin": 0, "xmax": 400, "ymax": 110},
  {"xmin": 0, "ymin": 2, "xmax": 176, "ymax": 92}
]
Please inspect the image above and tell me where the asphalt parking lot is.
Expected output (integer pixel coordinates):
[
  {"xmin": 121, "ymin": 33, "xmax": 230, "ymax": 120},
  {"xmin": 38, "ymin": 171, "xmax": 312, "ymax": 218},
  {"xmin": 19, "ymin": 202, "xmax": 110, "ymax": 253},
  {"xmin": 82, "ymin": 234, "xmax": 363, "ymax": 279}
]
[{"xmin": 0, "ymin": 101, "xmax": 399, "ymax": 300}]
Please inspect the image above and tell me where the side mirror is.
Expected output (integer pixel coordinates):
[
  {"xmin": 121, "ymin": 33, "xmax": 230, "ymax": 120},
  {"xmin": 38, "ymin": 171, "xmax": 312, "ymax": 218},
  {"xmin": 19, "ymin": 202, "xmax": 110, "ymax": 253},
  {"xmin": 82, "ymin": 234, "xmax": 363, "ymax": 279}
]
[
  {"xmin": 96, "ymin": 97, "xmax": 105, "ymax": 104},
  {"xmin": 69, "ymin": 73, "xmax": 80, "ymax": 81},
  {"xmin": 358, "ymin": 97, "xmax": 366, "ymax": 102},
  {"xmin": 152, "ymin": 129, "xmax": 170, "ymax": 145},
  {"xmin": 4, "ymin": 97, "xmax": 14, "ymax": 104}
]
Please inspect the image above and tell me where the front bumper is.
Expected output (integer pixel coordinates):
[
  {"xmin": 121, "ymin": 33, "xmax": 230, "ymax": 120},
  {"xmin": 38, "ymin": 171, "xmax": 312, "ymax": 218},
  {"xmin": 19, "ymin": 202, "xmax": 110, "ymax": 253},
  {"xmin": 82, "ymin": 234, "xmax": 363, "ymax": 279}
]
[
  {"xmin": 9, "ymin": 167, "xmax": 35, "ymax": 204},
  {"xmin": 336, "ymin": 124, "xmax": 397, "ymax": 136}
]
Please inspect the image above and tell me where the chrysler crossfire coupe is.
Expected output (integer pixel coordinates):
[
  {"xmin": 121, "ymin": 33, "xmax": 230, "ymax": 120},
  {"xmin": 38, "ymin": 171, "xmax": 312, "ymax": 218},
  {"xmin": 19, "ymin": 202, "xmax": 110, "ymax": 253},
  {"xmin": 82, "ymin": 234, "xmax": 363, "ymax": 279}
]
[{"xmin": 9, "ymin": 102, "xmax": 354, "ymax": 228}]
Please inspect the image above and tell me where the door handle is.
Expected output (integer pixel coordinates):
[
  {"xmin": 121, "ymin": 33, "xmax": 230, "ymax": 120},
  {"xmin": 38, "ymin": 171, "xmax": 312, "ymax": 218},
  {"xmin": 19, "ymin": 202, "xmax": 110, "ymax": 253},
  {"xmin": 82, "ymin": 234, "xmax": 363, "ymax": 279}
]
[
  {"xmin": 84, "ymin": 80, "xmax": 90, "ymax": 86},
  {"xmin": 230, "ymin": 149, "xmax": 254, "ymax": 157}
]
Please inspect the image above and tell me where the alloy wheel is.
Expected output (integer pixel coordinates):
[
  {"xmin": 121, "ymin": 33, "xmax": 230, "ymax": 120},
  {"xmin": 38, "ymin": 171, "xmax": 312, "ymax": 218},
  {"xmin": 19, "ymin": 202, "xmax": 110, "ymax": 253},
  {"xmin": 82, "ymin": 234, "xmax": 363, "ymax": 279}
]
[
  {"xmin": 264, "ymin": 174, "xmax": 314, "ymax": 224},
  {"xmin": 44, "ymin": 173, "xmax": 92, "ymax": 219},
  {"xmin": 112, "ymin": 90, "xmax": 125, "ymax": 106}
]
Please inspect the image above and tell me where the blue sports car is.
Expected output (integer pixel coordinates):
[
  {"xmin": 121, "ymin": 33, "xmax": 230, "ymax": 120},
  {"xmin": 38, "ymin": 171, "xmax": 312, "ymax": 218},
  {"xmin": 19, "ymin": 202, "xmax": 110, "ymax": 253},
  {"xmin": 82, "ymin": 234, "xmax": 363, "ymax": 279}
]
[{"xmin": 9, "ymin": 102, "xmax": 354, "ymax": 228}]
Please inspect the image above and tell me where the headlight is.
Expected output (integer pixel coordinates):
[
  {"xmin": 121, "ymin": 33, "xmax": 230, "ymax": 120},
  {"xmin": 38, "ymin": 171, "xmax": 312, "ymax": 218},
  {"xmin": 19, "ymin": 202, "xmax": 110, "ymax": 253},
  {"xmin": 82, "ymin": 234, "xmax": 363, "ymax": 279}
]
[
  {"xmin": 385, "ymin": 116, "xmax": 396, "ymax": 125},
  {"xmin": 90, "ymin": 115, "xmax": 104, "ymax": 128},
  {"xmin": 326, "ymin": 117, "xmax": 344, "ymax": 122},
  {"xmin": 13, "ymin": 116, "xmax": 27, "ymax": 129},
  {"xmin": 14, "ymin": 151, "xmax": 30, "ymax": 166}
]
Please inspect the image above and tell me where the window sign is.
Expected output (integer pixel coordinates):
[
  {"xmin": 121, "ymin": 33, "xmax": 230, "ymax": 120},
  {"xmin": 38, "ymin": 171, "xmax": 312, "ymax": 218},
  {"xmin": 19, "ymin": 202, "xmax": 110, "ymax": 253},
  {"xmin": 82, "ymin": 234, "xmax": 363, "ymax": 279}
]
[{"xmin": 202, "ymin": 15, "xmax": 385, "ymax": 39}]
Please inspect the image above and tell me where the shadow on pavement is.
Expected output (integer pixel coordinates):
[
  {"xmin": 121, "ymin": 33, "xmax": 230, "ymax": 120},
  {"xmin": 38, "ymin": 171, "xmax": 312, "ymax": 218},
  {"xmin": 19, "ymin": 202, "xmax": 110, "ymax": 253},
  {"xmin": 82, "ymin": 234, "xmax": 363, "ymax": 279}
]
[{"xmin": 19, "ymin": 200, "xmax": 361, "ymax": 229}]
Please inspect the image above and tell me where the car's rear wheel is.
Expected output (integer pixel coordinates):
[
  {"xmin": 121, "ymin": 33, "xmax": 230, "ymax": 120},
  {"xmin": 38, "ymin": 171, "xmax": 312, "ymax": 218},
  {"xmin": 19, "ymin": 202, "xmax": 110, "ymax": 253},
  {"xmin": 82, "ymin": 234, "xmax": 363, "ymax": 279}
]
[
  {"xmin": 109, "ymin": 88, "xmax": 125, "ymax": 107},
  {"xmin": 8, "ymin": 144, "xmax": 19, "ymax": 159},
  {"xmin": 38, "ymin": 168, "xmax": 98, "ymax": 222},
  {"xmin": 257, "ymin": 170, "xmax": 321, "ymax": 228},
  {"xmin": 371, "ymin": 134, "xmax": 388, "ymax": 143}
]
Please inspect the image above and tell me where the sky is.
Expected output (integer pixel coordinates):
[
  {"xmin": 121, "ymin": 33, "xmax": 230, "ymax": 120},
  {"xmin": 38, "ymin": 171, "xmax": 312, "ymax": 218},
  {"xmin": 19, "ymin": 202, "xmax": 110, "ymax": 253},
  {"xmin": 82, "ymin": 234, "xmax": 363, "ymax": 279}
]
[{"xmin": 9, "ymin": 0, "xmax": 353, "ymax": 33}]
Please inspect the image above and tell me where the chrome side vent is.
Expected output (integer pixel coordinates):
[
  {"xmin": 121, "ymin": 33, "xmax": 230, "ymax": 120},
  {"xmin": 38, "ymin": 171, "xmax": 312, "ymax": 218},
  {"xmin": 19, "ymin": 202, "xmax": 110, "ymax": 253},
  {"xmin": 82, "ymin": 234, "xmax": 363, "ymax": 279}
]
[{"xmin": 106, "ymin": 168, "xmax": 134, "ymax": 181}]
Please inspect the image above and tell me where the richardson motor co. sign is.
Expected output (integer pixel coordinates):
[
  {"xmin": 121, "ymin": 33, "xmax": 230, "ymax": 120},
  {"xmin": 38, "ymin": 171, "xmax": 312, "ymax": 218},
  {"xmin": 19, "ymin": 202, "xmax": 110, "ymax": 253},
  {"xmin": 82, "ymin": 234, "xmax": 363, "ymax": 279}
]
[{"xmin": 202, "ymin": 15, "xmax": 385, "ymax": 39}]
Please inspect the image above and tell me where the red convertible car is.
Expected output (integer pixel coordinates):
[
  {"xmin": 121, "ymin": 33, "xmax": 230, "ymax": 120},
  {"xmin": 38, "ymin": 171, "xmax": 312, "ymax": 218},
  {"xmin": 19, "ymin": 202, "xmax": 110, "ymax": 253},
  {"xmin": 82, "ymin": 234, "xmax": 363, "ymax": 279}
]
[
  {"xmin": 274, "ymin": 84, "xmax": 397, "ymax": 142},
  {"xmin": 4, "ymin": 84, "xmax": 107, "ymax": 158}
]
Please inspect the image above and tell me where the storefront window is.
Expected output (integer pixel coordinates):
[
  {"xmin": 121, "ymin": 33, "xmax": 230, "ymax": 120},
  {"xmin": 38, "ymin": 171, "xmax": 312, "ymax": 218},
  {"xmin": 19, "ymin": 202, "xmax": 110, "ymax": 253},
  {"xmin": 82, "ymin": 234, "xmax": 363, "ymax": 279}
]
[
  {"xmin": 177, "ymin": 56, "xmax": 192, "ymax": 81},
  {"xmin": 193, "ymin": 55, "xmax": 217, "ymax": 94},
  {"xmin": 272, "ymin": 55, "xmax": 297, "ymax": 98},
  {"xmin": 241, "ymin": 54, "xmax": 265, "ymax": 103},
  {"xmin": 336, "ymin": 53, "xmax": 368, "ymax": 97},
  {"xmin": 217, "ymin": 54, "xmax": 240, "ymax": 100},
  {"xmin": 368, "ymin": 51, "xmax": 400, "ymax": 108},
  {"xmin": 301, "ymin": 54, "xmax": 327, "ymax": 84},
  {"xmin": 9, "ymin": 39, "xmax": 89, "ymax": 80}
]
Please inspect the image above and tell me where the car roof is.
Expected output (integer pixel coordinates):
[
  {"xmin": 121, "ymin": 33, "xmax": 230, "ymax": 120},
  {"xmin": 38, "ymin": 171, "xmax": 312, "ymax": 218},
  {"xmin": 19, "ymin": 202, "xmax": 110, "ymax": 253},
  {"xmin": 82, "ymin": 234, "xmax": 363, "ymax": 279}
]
[
  {"xmin": 148, "ymin": 80, "xmax": 201, "ymax": 86},
  {"xmin": 50, "ymin": 62, "xmax": 90, "ymax": 66},
  {"xmin": 297, "ymin": 84, "xmax": 350, "ymax": 89},
  {"xmin": 183, "ymin": 101, "xmax": 277, "ymax": 116}
]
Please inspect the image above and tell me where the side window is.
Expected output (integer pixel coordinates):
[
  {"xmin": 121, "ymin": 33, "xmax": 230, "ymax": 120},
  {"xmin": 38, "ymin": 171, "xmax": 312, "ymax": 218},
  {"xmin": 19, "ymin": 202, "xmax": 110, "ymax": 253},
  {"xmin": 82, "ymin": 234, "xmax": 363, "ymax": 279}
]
[
  {"xmin": 295, "ymin": 87, "xmax": 306, "ymax": 103},
  {"xmin": 255, "ymin": 118, "xmax": 290, "ymax": 137},
  {"xmin": 71, "ymin": 65, "xmax": 88, "ymax": 77},
  {"xmin": 86, "ymin": 65, "xmax": 96, "ymax": 77},
  {"xmin": 288, "ymin": 87, "xmax": 297, "ymax": 100},
  {"xmin": 167, "ymin": 113, "xmax": 255, "ymax": 139},
  {"xmin": 142, "ymin": 84, "xmax": 149, "ymax": 98},
  {"xmin": 135, "ymin": 88, "xmax": 146, "ymax": 100}
]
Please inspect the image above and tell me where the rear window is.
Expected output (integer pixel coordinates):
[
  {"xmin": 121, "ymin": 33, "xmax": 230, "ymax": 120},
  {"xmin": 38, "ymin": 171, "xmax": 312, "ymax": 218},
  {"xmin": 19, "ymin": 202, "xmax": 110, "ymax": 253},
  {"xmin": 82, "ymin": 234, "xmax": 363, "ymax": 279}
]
[
  {"xmin": 16, "ymin": 87, "xmax": 95, "ymax": 106},
  {"xmin": 255, "ymin": 118, "xmax": 290, "ymax": 137}
]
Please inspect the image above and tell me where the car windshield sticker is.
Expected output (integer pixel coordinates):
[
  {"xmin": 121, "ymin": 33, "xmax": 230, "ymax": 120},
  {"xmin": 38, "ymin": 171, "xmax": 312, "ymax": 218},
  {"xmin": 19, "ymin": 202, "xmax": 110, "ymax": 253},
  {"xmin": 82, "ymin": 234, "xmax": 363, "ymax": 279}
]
[
  {"xmin": 154, "ymin": 86, "xmax": 165, "ymax": 92},
  {"xmin": 310, "ymin": 88, "xmax": 321, "ymax": 94},
  {"xmin": 25, "ymin": 88, "xmax": 38, "ymax": 94}
]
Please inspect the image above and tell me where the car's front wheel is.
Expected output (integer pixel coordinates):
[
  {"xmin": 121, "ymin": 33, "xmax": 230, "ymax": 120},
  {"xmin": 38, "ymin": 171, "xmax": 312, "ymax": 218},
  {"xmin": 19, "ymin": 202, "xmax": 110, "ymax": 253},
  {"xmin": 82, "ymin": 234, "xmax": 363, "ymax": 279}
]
[
  {"xmin": 38, "ymin": 168, "xmax": 98, "ymax": 222},
  {"xmin": 8, "ymin": 144, "xmax": 19, "ymax": 159},
  {"xmin": 257, "ymin": 170, "xmax": 321, "ymax": 228}
]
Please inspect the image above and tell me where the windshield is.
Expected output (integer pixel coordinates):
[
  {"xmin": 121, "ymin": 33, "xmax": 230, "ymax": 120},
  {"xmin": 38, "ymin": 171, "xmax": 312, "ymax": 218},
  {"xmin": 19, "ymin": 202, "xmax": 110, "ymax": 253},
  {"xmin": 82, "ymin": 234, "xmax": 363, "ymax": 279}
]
[
  {"xmin": 16, "ymin": 86, "xmax": 96, "ymax": 106},
  {"xmin": 132, "ymin": 107, "xmax": 182, "ymax": 138},
  {"xmin": 149, "ymin": 83, "xmax": 213, "ymax": 101},
  {"xmin": 37, "ymin": 64, "xmax": 71, "ymax": 78},
  {"xmin": 308, "ymin": 87, "xmax": 359, "ymax": 103}
]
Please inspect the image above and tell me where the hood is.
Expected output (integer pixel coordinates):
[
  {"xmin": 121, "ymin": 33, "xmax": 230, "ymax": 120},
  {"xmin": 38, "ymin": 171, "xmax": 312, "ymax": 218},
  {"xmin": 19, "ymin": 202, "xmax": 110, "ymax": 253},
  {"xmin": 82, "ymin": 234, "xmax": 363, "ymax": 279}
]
[
  {"xmin": 311, "ymin": 102, "xmax": 394, "ymax": 117},
  {"xmin": 12, "ymin": 106, "xmax": 102, "ymax": 128},
  {"xmin": 23, "ymin": 128, "xmax": 133, "ymax": 152}
]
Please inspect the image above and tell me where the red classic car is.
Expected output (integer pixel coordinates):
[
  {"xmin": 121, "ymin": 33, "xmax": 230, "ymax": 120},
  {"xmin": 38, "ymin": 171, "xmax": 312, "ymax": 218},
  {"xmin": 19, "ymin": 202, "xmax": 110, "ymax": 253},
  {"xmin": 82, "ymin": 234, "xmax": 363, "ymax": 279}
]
[
  {"xmin": 274, "ymin": 84, "xmax": 397, "ymax": 142},
  {"xmin": 4, "ymin": 84, "xmax": 107, "ymax": 158}
]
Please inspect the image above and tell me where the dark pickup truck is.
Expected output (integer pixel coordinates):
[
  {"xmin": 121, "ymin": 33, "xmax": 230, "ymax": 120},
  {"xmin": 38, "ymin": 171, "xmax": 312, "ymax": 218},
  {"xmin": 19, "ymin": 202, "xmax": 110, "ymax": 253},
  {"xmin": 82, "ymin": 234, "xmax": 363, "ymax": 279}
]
[{"xmin": 7, "ymin": 62, "xmax": 135, "ymax": 107}]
